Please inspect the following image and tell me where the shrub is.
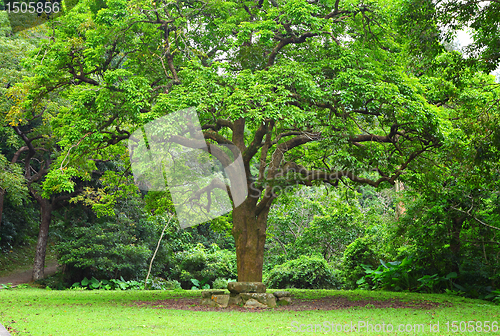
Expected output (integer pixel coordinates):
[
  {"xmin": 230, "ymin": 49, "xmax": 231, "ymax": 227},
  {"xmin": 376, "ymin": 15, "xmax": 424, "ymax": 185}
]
[
  {"xmin": 341, "ymin": 236, "xmax": 379, "ymax": 289},
  {"xmin": 56, "ymin": 220, "xmax": 152, "ymax": 281},
  {"xmin": 190, "ymin": 278, "xmax": 210, "ymax": 290},
  {"xmin": 357, "ymin": 257, "xmax": 417, "ymax": 291},
  {"xmin": 0, "ymin": 202, "xmax": 38, "ymax": 249},
  {"xmin": 212, "ymin": 277, "xmax": 236, "ymax": 289},
  {"xmin": 147, "ymin": 277, "xmax": 181, "ymax": 290},
  {"xmin": 169, "ymin": 243, "xmax": 236, "ymax": 289},
  {"xmin": 265, "ymin": 255, "xmax": 339, "ymax": 289}
]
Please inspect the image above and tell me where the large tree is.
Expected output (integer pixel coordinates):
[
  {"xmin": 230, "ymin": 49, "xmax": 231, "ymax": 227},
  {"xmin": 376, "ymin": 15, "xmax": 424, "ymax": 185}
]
[
  {"xmin": 1, "ymin": 12, "xmax": 83, "ymax": 280},
  {"xmin": 17, "ymin": 0, "xmax": 451, "ymax": 281},
  {"xmin": 0, "ymin": 11, "xmax": 30, "ymax": 232},
  {"xmin": 395, "ymin": 46, "xmax": 500, "ymax": 281}
]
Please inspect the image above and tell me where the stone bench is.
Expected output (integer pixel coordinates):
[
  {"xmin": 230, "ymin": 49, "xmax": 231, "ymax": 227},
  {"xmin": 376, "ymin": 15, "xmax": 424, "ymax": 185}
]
[{"xmin": 200, "ymin": 290, "xmax": 230, "ymax": 307}]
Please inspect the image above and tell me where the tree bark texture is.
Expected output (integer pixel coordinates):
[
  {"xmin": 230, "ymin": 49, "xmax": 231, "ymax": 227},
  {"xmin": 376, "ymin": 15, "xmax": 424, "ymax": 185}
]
[
  {"xmin": 232, "ymin": 199, "xmax": 270, "ymax": 282},
  {"xmin": 395, "ymin": 180, "xmax": 406, "ymax": 220},
  {"xmin": 450, "ymin": 216, "xmax": 465, "ymax": 274},
  {"xmin": 32, "ymin": 198, "xmax": 52, "ymax": 281},
  {"xmin": 0, "ymin": 190, "xmax": 4, "ymax": 232}
]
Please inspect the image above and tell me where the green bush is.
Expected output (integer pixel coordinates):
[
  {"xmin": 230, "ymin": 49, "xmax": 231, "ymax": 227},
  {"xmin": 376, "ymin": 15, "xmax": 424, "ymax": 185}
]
[
  {"xmin": 169, "ymin": 243, "xmax": 237, "ymax": 289},
  {"xmin": 56, "ymin": 220, "xmax": 152, "ymax": 281},
  {"xmin": 212, "ymin": 277, "xmax": 236, "ymax": 289},
  {"xmin": 357, "ymin": 256, "xmax": 463, "ymax": 294},
  {"xmin": 0, "ymin": 201, "xmax": 38, "ymax": 250},
  {"xmin": 264, "ymin": 255, "xmax": 339, "ymax": 289},
  {"xmin": 52, "ymin": 192, "xmax": 176, "ymax": 286},
  {"xmin": 341, "ymin": 236, "xmax": 379, "ymax": 289},
  {"xmin": 190, "ymin": 278, "xmax": 210, "ymax": 290},
  {"xmin": 357, "ymin": 257, "xmax": 417, "ymax": 291},
  {"xmin": 147, "ymin": 277, "xmax": 181, "ymax": 290}
]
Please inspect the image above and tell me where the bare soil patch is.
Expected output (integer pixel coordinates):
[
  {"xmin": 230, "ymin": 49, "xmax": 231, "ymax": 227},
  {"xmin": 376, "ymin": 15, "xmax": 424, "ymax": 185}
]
[
  {"xmin": 133, "ymin": 295, "xmax": 447, "ymax": 312},
  {"xmin": 0, "ymin": 260, "xmax": 59, "ymax": 286}
]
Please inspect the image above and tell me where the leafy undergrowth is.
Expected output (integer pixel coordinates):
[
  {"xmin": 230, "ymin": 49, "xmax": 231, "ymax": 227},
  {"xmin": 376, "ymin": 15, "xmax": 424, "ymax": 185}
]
[
  {"xmin": 0, "ymin": 288, "xmax": 499, "ymax": 335},
  {"xmin": 69, "ymin": 276, "xmax": 181, "ymax": 291}
]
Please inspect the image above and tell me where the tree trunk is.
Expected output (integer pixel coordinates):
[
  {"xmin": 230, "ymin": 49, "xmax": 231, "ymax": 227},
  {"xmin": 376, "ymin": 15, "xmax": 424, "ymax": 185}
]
[
  {"xmin": 232, "ymin": 199, "xmax": 270, "ymax": 282},
  {"xmin": 395, "ymin": 180, "xmax": 406, "ymax": 220},
  {"xmin": 450, "ymin": 216, "xmax": 465, "ymax": 274},
  {"xmin": 0, "ymin": 190, "xmax": 4, "ymax": 232},
  {"xmin": 32, "ymin": 198, "xmax": 52, "ymax": 281}
]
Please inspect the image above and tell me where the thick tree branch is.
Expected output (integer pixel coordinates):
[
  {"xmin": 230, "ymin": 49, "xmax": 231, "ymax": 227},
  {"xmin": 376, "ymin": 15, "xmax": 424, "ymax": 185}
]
[
  {"xmin": 202, "ymin": 119, "xmax": 234, "ymax": 131},
  {"xmin": 267, "ymin": 32, "xmax": 318, "ymax": 68},
  {"xmin": 168, "ymin": 134, "xmax": 233, "ymax": 167},
  {"xmin": 13, "ymin": 126, "xmax": 37, "ymax": 180},
  {"xmin": 11, "ymin": 146, "xmax": 29, "ymax": 164},
  {"xmin": 258, "ymin": 121, "xmax": 275, "ymax": 181},
  {"xmin": 243, "ymin": 121, "xmax": 269, "ymax": 163},
  {"xmin": 277, "ymin": 146, "xmax": 429, "ymax": 189},
  {"xmin": 232, "ymin": 118, "xmax": 246, "ymax": 152},
  {"xmin": 349, "ymin": 134, "xmax": 393, "ymax": 143},
  {"xmin": 67, "ymin": 64, "xmax": 100, "ymax": 86},
  {"xmin": 272, "ymin": 131, "xmax": 303, "ymax": 145},
  {"xmin": 267, "ymin": 133, "xmax": 322, "ymax": 178},
  {"xmin": 53, "ymin": 189, "xmax": 84, "ymax": 211},
  {"xmin": 255, "ymin": 132, "xmax": 321, "ymax": 215},
  {"xmin": 203, "ymin": 130, "xmax": 233, "ymax": 145},
  {"xmin": 187, "ymin": 177, "xmax": 229, "ymax": 212}
]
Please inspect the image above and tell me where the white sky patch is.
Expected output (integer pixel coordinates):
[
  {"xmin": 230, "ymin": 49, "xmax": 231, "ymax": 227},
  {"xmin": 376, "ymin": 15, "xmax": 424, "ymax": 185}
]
[
  {"xmin": 455, "ymin": 29, "xmax": 474, "ymax": 49},
  {"xmin": 455, "ymin": 29, "xmax": 500, "ymax": 82}
]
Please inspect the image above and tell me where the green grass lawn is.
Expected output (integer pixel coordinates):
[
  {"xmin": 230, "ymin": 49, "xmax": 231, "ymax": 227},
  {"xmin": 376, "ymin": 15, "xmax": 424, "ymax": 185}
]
[{"xmin": 0, "ymin": 288, "xmax": 499, "ymax": 335}]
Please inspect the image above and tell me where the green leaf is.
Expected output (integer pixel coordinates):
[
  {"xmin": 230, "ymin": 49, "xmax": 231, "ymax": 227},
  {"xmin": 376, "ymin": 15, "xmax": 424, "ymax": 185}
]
[
  {"xmin": 445, "ymin": 272, "xmax": 457, "ymax": 280},
  {"xmin": 81, "ymin": 277, "xmax": 90, "ymax": 286}
]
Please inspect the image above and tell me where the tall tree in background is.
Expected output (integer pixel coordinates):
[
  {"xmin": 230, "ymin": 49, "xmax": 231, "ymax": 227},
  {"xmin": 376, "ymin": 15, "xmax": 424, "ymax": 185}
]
[
  {"xmin": 0, "ymin": 11, "xmax": 30, "ymax": 232},
  {"xmin": 397, "ymin": 46, "xmax": 500, "ymax": 279},
  {"xmin": 1, "ymin": 11, "xmax": 84, "ymax": 280},
  {"xmin": 15, "ymin": 0, "xmax": 456, "ymax": 281},
  {"xmin": 399, "ymin": 0, "xmax": 500, "ymax": 74},
  {"xmin": 390, "ymin": 0, "xmax": 500, "ymax": 282},
  {"xmin": 4, "ymin": 83, "xmax": 82, "ymax": 281}
]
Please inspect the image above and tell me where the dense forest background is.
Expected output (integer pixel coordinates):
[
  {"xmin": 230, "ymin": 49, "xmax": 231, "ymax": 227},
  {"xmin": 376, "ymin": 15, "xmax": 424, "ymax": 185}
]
[{"xmin": 0, "ymin": 0, "xmax": 499, "ymax": 302}]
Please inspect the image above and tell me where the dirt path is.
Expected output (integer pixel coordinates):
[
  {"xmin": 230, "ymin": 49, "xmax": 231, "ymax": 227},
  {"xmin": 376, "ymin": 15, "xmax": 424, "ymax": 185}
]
[
  {"xmin": 0, "ymin": 260, "xmax": 59, "ymax": 286},
  {"xmin": 133, "ymin": 296, "xmax": 449, "ymax": 312}
]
